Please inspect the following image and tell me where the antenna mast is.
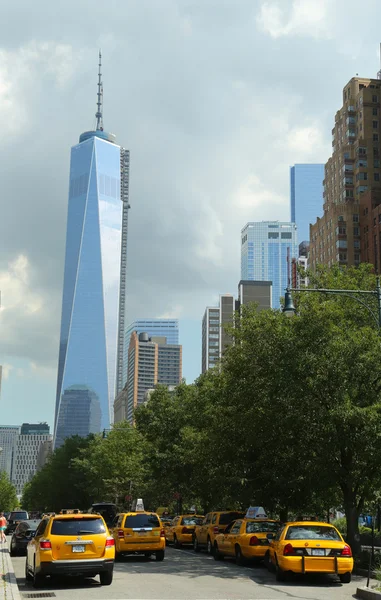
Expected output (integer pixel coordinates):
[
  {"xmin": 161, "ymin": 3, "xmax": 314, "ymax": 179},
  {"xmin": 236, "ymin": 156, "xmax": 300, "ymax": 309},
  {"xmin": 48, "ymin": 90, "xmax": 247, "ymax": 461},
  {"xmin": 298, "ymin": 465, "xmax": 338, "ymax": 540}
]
[
  {"xmin": 95, "ymin": 50, "xmax": 103, "ymax": 130},
  {"xmin": 378, "ymin": 43, "xmax": 381, "ymax": 80}
]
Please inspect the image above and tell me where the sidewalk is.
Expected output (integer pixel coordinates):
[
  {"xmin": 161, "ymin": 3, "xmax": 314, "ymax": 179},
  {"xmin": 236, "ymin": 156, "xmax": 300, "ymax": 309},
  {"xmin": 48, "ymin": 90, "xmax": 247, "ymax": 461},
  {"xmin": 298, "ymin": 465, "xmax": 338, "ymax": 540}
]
[{"xmin": 0, "ymin": 547, "xmax": 21, "ymax": 600}]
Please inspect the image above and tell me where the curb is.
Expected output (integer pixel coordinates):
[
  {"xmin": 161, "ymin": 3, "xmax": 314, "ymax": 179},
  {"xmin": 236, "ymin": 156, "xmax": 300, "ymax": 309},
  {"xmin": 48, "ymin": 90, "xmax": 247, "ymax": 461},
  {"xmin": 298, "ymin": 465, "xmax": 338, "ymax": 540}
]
[
  {"xmin": 356, "ymin": 587, "xmax": 381, "ymax": 599},
  {"xmin": 1, "ymin": 546, "xmax": 21, "ymax": 600}
]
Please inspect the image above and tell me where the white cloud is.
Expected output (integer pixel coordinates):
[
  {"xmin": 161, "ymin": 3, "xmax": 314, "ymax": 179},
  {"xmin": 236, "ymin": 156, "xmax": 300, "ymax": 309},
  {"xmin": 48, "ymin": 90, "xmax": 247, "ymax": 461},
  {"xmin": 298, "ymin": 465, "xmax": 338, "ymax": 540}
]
[
  {"xmin": 257, "ymin": 0, "xmax": 331, "ymax": 39},
  {"xmin": 1, "ymin": 364, "xmax": 13, "ymax": 380}
]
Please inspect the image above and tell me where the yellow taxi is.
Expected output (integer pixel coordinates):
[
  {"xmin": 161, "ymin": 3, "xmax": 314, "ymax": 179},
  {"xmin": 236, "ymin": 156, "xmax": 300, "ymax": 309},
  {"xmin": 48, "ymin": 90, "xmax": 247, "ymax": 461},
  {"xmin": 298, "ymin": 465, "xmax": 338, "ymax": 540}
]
[
  {"xmin": 193, "ymin": 511, "xmax": 245, "ymax": 554},
  {"xmin": 166, "ymin": 515, "xmax": 204, "ymax": 548},
  {"xmin": 213, "ymin": 518, "xmax": 280, "ymax": 564},
  {"xmin": 25, "ymin": 512, "xmax": 115, "ymax": 588},
  {"xmin": 111, "ymin": 510, "xmax": 165, "ymax": 561},
  {"xmin": 266, "ymin": 521, "xmax": 353, "ymax": 583}
]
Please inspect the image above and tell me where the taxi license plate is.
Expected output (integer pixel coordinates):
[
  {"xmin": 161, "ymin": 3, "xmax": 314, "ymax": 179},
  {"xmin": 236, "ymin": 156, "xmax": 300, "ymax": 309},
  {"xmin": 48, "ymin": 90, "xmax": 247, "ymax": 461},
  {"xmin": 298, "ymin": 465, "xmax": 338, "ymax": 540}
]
[
  {"xmin": 138, "ymin": 531, "xmax": 147, "ymax": 536},
  {"xmin": 311, "ymin": 549, "xmax": 325, "ymax": 556},
  {"xmin": 72, "ymin": 545, "xmax": 85, "ymax": 553}
]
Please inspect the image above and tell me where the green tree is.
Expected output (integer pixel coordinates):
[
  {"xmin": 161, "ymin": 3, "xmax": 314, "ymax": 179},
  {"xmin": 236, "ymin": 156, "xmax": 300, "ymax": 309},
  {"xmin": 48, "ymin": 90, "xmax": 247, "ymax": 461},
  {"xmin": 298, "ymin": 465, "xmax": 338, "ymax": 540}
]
[{"xmin": 0, "ymin": 472, "xmax": 18, "ymax": 511}]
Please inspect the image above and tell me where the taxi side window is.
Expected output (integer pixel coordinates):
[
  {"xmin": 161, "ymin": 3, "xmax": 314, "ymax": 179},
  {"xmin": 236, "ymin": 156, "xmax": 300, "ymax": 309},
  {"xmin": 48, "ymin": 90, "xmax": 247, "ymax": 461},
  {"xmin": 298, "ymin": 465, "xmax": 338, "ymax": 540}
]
[
  {"xmin": 212, "ymin": 514, "xmax": 217, "ymax": 524},
  {"xmin": 172, "ymin": 517, "xmax": 179, "ymax": 526},
  {"xmin": 230, "ymin": 521, "xmax": 242, "ymax": 534},
  {"xmin": 274, "ymin": 525, "xmax": 285, "ymax": 541},
  {"xmin": 223, "ymin": 521, "xmax": 235, "ymax": 534},
  {"xmin": 35, "ymin": 520, "xmax": 48, "ymax": 537},
  {"xmin": 111, "ymin": 516, "xmax": 119, "ymax": 528},
  {"xmin": 204, "ymin": 514, "xmax": 211, "ymax": 525}
]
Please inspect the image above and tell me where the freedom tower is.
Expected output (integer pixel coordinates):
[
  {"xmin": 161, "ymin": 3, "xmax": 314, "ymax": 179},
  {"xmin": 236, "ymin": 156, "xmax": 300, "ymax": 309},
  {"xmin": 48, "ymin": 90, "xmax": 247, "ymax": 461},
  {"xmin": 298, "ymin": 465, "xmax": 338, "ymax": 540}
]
[{"xmin": 54, "ymin": 53, "xmax": 130, "ymax": 448}]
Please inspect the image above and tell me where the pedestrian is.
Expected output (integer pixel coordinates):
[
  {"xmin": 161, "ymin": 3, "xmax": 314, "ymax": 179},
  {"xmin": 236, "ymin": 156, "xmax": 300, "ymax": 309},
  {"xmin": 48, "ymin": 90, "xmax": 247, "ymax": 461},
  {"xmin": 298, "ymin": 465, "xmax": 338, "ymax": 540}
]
[{"xmin": 0, "ymin": 513, "xmax": 7, "ymax": 543}]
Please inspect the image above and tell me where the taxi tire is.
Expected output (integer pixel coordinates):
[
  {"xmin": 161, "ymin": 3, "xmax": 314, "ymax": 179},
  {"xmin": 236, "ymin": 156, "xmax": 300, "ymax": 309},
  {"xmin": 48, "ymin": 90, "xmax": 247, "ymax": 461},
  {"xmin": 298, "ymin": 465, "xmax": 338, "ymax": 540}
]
[
  {"xmin": 193, "ymin": 536, "xmax": 200, "ymax": 553},
  {"xmin": 99, "ymin": 570, "xmax": 113, "ymax": 586},
  {"xmin": 156, "ymin": 550, "xmax": 165, "ymax": 561},
  {"xmin": 235, "ymin": 545, "xmax": 246, "ymax": 566},
  {"xmin": 25, "ymin": 560, "xmax": 33, "ymax": 581},
  {"xmin": 213, "ymin": 543, "xmax": 224, "ymax": 561},
  {"xmin": 10, "ymin": 540, "xmax": 17, "ymax": 557},
  {"xmin": 173, "ymin": 535, "xmax": 181, "ymax": 549},
  {"xmin": 32, "ymin": 560, "xmax": 45, "ymax": 588},
  {"xmin": 339, "ymin": 572, "xmax": 351, "ymax": 583},
  {"xmin": 207, "ymin": 537, "xmax": 213, "ymax": 555},
  {"xmin": 275, "ymin": 558, "xmax": 287, "ymax": 582},
  {"xmin": 264, "ymin": 551, "xmax": 273, "ymax": 571}
]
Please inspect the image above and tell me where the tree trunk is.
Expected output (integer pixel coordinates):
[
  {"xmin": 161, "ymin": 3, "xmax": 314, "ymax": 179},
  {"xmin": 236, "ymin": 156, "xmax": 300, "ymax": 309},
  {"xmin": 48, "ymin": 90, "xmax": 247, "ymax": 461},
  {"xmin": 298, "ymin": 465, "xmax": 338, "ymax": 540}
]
[
  {"xmin": 279, "ymin": 507, "xmax": 288, "ymax": 522},
  {"xmin": 344, "ymin": 496, "xmax": 361, "ymax": 556}
]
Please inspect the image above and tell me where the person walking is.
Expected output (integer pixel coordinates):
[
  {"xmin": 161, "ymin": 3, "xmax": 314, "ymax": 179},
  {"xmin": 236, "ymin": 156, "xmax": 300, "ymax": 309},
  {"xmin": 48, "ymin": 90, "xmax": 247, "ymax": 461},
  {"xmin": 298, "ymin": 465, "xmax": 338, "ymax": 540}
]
[{"xmin": 0, "ymin": 513, "xmax": 7, "ymax": 543}]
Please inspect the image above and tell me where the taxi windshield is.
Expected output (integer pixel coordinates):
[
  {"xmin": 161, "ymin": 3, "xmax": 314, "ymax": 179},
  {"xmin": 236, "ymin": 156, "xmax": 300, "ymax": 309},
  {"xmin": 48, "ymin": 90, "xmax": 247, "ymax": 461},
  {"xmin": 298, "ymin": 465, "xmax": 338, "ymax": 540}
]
[
  {"xmin": 182, "ymin": 517, "xmax": 204, "ymax": 525},
  {"xmin": 246, "ymin": 521, "xmax": 279, "ymax": 534},
  {"xmin": 124, "ymin": 514, "xmax": 160, "ymax": 528},
  {"xmin": 51, "ymin": 518, "xmax": 106, "ymax": 536},
  {"xmin": 285, "ymin": 526, "xmax": 341, "ymax": 541}
]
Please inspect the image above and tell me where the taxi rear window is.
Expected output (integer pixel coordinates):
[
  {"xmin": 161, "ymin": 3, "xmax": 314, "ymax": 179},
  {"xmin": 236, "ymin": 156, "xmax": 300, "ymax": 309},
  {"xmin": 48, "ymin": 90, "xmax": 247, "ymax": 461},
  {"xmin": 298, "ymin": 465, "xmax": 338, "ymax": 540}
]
[
  {"xmin": 51, "ymin": 518, "xmax": 106, "ymax": 536},
  {"xmin": 124, "ymin": 514, "xmax": 160, "ymax": 528},
  {"xmin": 246, "ymin": 521, "xmax": 279, "ymax": 534},
  {"xmin": 219, "ymin": 512, "xmax": 245, "ymax": 525},
  {"xmin": 182, "ymin": 517, "xmax": 204, "ymax": 525},
  {"xmin": 10, "ymin": 512, "xmax": 28, "ymax": 520},
  {"xmin": 285, "ymin": 526, "xmax": 341, "ymax": 541}
]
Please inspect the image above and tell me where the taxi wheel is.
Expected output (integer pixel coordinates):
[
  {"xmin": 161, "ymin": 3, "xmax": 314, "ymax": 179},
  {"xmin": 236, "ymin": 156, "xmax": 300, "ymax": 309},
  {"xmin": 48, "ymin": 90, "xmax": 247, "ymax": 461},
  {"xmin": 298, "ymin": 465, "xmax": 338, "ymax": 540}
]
[
  {"xmin": 9, "ymin": 540, "xmax": 17, "ymax": 557},
  {"xmin": 99, "ymin": 570, "xmax": 113, "ymax": 586},
  {"xmin": 339, "ymin": 572, "xmax": 351, "ymax": 583},
  {"xmin": 235, "ymin": 545, "xmax": 246, "ymax": 566},
  {"xmin": 173, "ymin": 535, "xmax": 181, "ymax": 549},
  {"xmin": 207, "ymin": 537, "xmax": 213, "ymax": 555},
  {"xmin": 275, "ymin": 558, "xmax": 287, "ymax": 582},
  {"xmin": 32, "ymin": 561, "xmax": 45, "ymax": 588},
  {"xmin": 264, "ymin": 551, "xmax": 273, "ymax": 571},
  {"xmin": 156, "ymin": 550, "xmax": 165, "ymax": 561},
  {"xmin": 144, "ymin": 553, "xmax": 152, "ymax": 559},
  {"xmin": 193, "ymin": 536, "xmax": 200, "ymax": 553},
  {"xmin": 25, "ymin": 560, "xmax": 33, "ymax": 581},
  {"xmin": 213, "ymin": 543, "xmax": 224, "ymax": 561}
]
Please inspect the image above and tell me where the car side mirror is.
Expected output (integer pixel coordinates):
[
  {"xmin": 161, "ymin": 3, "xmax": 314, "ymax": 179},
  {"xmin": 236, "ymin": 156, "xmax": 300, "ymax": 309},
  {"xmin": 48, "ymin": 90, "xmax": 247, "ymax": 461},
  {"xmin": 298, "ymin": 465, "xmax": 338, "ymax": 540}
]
[{"xmin": 266, "ymin": 533, "xmax": 275, "ymax": 540}]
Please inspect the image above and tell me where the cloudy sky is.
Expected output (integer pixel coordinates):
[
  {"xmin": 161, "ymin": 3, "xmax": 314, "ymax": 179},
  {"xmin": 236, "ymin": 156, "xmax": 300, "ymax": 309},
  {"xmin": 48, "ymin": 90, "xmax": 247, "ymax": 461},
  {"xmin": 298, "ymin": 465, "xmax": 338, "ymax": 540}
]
[{"xmin": 0, "ymin": 0, "xmax": 380, "ymax": 428}]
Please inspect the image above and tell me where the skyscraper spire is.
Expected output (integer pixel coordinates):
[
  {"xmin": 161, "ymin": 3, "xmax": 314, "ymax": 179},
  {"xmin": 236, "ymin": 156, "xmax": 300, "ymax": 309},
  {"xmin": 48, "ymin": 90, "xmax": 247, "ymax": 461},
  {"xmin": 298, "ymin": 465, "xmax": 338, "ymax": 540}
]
[{"xmin": 95, "ymin": 50, "xmax": 103, "ymax": 130}]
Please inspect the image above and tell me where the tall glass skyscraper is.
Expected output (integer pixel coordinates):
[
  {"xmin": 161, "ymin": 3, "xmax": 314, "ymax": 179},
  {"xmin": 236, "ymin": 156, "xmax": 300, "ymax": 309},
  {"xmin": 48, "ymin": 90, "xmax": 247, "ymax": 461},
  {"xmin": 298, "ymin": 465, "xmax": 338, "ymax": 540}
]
[
  {"xmin": 54, "ymin": 54, "xmax": 130, "ymax": 448},
  {"xmin": 241, "ymin": 222, "xmax": 298, "ymax": 309},
  {"xmin": 290, "ymin": 164, "xmax": 324, "ymax": 243}
]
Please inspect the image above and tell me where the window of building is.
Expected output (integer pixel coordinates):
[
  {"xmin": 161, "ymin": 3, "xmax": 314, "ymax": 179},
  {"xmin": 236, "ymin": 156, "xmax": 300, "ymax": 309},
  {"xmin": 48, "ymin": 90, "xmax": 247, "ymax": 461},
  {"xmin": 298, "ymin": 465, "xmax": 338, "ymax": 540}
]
[
  {"xmin": 344, "ymin": 152, "xmax": 350, "ymax": 159},
  {"xmin": 336, "ymin": 240, "xmax": 347, "ymax": 249},
  {"xmin": 336, "ymin": 226, "xmax": 347, "ymax": 235},
  {"xmin": 373, "ymin": 108, "xmax": 378, "ymax": 116},
  {"xmin": 281, "ymin": 232, "xmax": 292, "ymax": 239},
  {"xmin": 373, "ymin": 95, "xmax": 379, "ymax": 103},
  {"xmin": 356, "ymin": 172, "xmax": 368, "ymax": 181},
  {"xmin": 354, "ymin": 240, "xmax": 360, "ymax": 249},
  {"xmin": 343, "ymin": 177, "xmax": 353, "ymax": 185},
  {"xmin": 356, "ymin": 159, "xmax": 367, "ymax": 168},
  {"xmin": 373, "ymin": 121, "xmax": 379, "ymax": 129},
  {"xmin": 357, "ymin": 146, "xmax": 367, "ymax": 155},
  {"xmin": 375, "ymin": 173, "xmax": 380, "ymax": 181},
  {"xmin": 375, "ymin": 148, "xmax": 380, "ymax": 157},
  {"xmin": 357, "ymin": 185, "xmax": 368, "ymax": 193},
  {"xmin": 353, "ymin": 226, "xmax": 359, "ymax": 236},
  {"xmin": 354, "ymin": 253, "xmax": 360, "ymax": 262},
  {"xmin": 268, "ymin": 233, "xmax": 279, "ymax": 239},
  {"xmin": 374, "ymin": 134, "xmax": 379, "ymax": 142}
]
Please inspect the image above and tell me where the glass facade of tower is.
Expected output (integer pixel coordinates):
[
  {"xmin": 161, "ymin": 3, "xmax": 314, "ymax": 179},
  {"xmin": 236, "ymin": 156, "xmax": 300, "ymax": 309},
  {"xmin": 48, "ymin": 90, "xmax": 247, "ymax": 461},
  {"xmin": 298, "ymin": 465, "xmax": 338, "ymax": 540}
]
[
  {"xmin": 122, "ymin": 319, "xmax": 179, "ymax": 387},
  {"xmin": 241, "ymin": 222, "xmax": 298, "ymax": 309},
  {"xmin": 54, "ymin": 132, "xmax": 129, "ymax": 448},
  {"xmin": 290, "ymin": 164, "xmax": 324, "ymax": 243}
]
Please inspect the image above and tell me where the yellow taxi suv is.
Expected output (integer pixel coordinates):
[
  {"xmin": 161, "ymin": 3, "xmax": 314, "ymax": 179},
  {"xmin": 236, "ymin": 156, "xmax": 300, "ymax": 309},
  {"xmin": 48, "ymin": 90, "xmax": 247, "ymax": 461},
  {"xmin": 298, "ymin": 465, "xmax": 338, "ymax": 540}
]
[
  {"xmin": 193, "ymin": 511, "xmax": 245, "ymax": 554},
  {"xmin": 166, "ymin": 515, "xmax": 204, "ymax": 548},
  {"xmin": 111, "ymin": 511, "xmax": 165, "ymax": 561},
  {"xmin": 25, "ymin": 512, "xmax": 115, "ymax": 588},
  {"xmin": 213, "ymin": 518, "xmax": 280, "ymax": 564},
  {"xmin": 266, "ymin": 521, "xmax": 353, "ymax": 583}
]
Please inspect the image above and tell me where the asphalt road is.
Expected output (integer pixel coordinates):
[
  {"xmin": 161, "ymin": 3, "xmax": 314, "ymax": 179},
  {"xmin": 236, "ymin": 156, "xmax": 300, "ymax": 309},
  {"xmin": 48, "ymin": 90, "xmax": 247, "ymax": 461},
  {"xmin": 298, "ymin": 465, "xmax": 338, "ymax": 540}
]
[{"xmin": 11, "ymin": 544, "xmax": 367, "ymax": 599}]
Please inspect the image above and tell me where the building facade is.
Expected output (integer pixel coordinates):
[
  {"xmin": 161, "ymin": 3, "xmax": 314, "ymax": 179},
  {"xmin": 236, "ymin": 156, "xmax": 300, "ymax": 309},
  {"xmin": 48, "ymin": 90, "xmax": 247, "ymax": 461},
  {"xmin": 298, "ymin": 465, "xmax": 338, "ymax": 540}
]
[
  {"xmin": 202, "ymin": 295, "xmax": 234, "ymax": 373},
  {"xmin": 241, "ymin": 222, "xmax": 298, "ymax": 309},
  {"xmin": 290, "ymin": 164, "xmax": 325, "ymax": 244},
  {"xmin": 122, "ymin": 319, "xmax": 179, "ymax": 389},
  {"xmin": 236, "ymin": 280, "xmax": 272, "ymax": 312},
  {"xmin": 310, "ymin": 76, "xmax": 381, "ymax": 270},
  {"xmin": 0, "ymin": 426, "xmax": 19, "ymax": 479},
  {"xmin": 157, "ymin": 343, "xmax": 182, "ymax": 387},
  {"xmin": 54, "ymin": 56, "xmax": 130, "ymax": 447},
  {"xmin": 12, "ymin": 423, "xmax": 52, "ymax": 495}
]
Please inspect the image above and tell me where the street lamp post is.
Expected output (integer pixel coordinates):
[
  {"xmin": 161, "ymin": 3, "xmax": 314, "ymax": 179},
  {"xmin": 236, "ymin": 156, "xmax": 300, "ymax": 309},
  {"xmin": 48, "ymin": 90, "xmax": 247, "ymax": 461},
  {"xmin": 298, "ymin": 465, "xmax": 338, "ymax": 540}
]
[{"xmin": 283, "ymin": 276, "xmax": 381, "ymax": 330}]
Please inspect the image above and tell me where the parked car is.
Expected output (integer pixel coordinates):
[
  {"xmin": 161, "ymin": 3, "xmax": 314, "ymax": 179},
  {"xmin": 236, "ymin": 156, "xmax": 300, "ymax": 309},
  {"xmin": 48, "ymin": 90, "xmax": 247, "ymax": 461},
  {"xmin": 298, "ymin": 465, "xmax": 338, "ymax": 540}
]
[
  {"xmin": 193, "ymin": 511, "xmax": 245, "ymax": 554},
  {"xmin": 6, "ymin": 510, "xmax": 29, "ymax": 535},
  {"xmin": 213, "ymin": 518, "xmax": 280, "ymax": 564},
  {"xmin": 110, "ymin": 511, "xmax": 165, "ymax": 561},
  {"xmin": 10, "ymin": 520, "xmax": 41, "ymax": 556}
]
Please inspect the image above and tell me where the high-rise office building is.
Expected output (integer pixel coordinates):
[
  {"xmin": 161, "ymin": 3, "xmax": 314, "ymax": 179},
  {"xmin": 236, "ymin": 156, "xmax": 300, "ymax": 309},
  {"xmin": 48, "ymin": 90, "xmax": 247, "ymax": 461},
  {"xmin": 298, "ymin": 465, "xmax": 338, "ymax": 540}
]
[
  {"xmin": 54, "ymin": 54, "xmax": 130, "ymax": 447},
  {"xmin": 12, "ymin": 423, "xmax": 52, "ymax": 495},
  {"xmin": 290, "ymin": 164, "xmax": 324, "ymax": 245},
  {"xmin": 201, "ymin": 283, "xmax": 272, "ymax": 373},
  {"xmin": 0, "ymin": 426, "xmax": 19, "ymax": 479},
  {"xmin": 121, "ymin": 319, "xmax": 179, "ymax": 392},
  {"xmin": 310, "ymin": 76, "xmax": 381, "ymax": 270},
  {"xmin": 114, "ymin": 332, "xmax": 182, "ymax": 423},
  {"xmin": 241, "ymin": 222, "xmax": 298, "ymax": 309}
]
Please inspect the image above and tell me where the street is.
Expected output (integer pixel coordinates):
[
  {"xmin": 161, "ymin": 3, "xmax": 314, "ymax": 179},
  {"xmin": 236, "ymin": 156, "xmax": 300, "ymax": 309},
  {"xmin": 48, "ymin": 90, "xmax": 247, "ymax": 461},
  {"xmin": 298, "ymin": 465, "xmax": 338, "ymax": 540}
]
[{"xmin": 11, "ymin": 544, "xmax": 367, "ymax": 599}]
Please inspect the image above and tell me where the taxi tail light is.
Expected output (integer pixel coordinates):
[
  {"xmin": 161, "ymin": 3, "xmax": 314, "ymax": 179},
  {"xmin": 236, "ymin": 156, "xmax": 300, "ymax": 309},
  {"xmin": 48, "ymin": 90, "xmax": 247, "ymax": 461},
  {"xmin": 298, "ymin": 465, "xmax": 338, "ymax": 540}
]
[
  {"xmin": 39, "ymin": 540, "xmax": 52, "ymax": 550},
  {"xmin": 341, "ymin": 544, "xmax": 352, "ymax": 556},
  {"xmin": 283, "ymin": 543, "xmax": 295, "ymax": 556},
  {"xmin": 249, "ymin": 536, "xmax": 260, "ymax": 546},
  {"xmin": 117, "ymin": 529, "xmax": 124, "ymax": 539},
  {"xmin": 160, "ymin": 529, "xmax": 165, "ymax": 537},
  {"xmin": 213, "ymin": 527, "xmax": 219, "ymax": 535},
  {"xmin": 105, "ymin": 537, "xmax": 115, "ymax": 547}
]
